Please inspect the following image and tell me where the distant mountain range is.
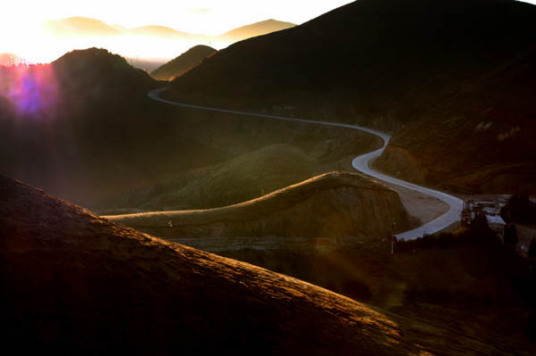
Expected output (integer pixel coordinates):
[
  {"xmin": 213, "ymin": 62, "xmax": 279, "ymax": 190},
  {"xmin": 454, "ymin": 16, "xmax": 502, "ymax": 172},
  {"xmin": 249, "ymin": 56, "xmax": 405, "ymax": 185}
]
[
  {"xmin": 43, "ymin": 16, "xmax": 295, "ymax": 45},
  {"xmin": 169, "ymin": 0, "xmax": 536, "ymax": 194},
  {"xmin": 44, "ymin": 16, "xmax": 123, "ymax": 37},
  {"xmin": 128, "ymin": 25, "xmax": 193, "ymax": 39}
]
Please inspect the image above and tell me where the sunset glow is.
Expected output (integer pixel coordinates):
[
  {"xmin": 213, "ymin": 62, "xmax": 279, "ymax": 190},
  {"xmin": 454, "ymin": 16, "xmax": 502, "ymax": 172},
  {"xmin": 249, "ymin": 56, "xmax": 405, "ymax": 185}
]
[
  {"xmin": 0, "ymin": 65, "xmax": 58, "ymax": 115},
  {"xmin": 0, "ymin": 0, "xmax": 355, "ymax": 63}
]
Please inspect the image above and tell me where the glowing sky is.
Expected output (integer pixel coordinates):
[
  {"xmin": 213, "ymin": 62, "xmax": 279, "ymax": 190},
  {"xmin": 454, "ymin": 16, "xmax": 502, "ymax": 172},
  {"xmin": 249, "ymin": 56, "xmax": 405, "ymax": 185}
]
[
  {"xmin": 0, "ymin": 0, "xmax": 356, "ymax": 63},
  {"xmin": 1, "ymin": 0, "xmax": 535, "ymax": 64},
  {"xmin": 2, "ymin": 1, "xmax": 356, "ymax": 34}
]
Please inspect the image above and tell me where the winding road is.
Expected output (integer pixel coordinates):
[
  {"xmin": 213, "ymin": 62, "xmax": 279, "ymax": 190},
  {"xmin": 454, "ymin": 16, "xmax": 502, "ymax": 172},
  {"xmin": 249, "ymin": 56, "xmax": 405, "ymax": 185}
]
[{"xmin": 148, "ymin": 88, "xmax": 464, "ymax": 240}]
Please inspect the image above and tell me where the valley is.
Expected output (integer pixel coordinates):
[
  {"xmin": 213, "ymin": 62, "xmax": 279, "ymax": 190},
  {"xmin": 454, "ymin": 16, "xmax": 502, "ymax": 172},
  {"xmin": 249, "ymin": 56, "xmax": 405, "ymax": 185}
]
[{"xmin": 2, "ymin": 0, "xmax": 536, "ymax": 354}]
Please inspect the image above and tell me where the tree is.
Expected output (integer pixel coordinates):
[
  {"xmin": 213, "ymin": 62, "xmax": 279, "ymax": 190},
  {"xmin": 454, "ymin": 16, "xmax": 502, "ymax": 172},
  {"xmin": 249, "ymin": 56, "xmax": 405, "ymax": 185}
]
[
  {"xmin": 528, "ymin": 238, "xmax": 536, "ymax": 259},
  {"xmin": 503, "ymin": 222, "xmax": 519, "ymax": 246}
]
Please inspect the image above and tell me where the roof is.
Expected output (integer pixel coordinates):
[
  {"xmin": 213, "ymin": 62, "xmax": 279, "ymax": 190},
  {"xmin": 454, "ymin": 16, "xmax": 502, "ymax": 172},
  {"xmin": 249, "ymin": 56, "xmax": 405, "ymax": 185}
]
[{"xmin": 486, "ymin": 214, "xmax": 505, "ymax": 225}]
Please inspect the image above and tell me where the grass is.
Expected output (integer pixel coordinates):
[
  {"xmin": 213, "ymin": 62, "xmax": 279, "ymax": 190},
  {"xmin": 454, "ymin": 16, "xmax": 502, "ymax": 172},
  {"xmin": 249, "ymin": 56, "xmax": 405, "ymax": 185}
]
[{"xmin": 106, "ymin": 171, "xmax": 414, "ymax": 239}]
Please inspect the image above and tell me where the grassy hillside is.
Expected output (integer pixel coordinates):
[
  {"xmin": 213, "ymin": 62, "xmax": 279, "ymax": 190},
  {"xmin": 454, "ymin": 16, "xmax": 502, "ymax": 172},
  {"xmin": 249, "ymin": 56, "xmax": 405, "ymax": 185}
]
[
  {"xmin": 106, "ymin": 171, "xmax": 414, "ymax": 239},
  {"xmin": 374, "ymin": 47, "xmax": 536, "ymax": 194},
  {"xmin": 0, "ymin": 48, "xmax": 380, "ymax": 210},
  {"xmin": 0, "ymin": 174, "xmax": 474, "ymax": 355},
  {"xmin": 96, "ymin": 114, "xmax": 380, "ymax": 212},
  {"xmin": 151, "ymin": 45, "xmax": 216, "ymax": 81},
  {"xmin": 168, "ymin": 0, "xmax": 536, "ymax": 193},
  {"xmin": 209, "ymin": 220, "xmax": 536, "ymax": 354}
]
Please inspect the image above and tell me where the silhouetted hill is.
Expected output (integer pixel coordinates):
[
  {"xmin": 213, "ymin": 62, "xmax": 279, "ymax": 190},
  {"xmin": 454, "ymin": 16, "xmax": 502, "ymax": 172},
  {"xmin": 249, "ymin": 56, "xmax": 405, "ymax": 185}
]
[
  {"xmin": 52, "ymin": 47, "xmax": 156, "ymax": 103},
  {"xmin": 170, "ymin": 0, "xmax": 536, "ymax": 193},
  {"xmin": 0, "ymin": 48, "xmax": 165, "ymax": 206},
  {"xmin": 220, "ymin": 19, "xmax": 296, "ymax": 42},
  {"xmin": 0, "ymin": 175, "xmax": 433, "ymax": 355},
  {"xmin": 151, "ymin": 45, "xmax": 217, "ymax": 81}
]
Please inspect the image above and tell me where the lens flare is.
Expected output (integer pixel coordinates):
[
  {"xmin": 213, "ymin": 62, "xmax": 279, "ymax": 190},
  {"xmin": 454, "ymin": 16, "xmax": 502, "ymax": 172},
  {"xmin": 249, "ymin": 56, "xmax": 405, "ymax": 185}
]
[{"xmin": 1, "ymin": 64, "xmax": 59, "ymax": 117}]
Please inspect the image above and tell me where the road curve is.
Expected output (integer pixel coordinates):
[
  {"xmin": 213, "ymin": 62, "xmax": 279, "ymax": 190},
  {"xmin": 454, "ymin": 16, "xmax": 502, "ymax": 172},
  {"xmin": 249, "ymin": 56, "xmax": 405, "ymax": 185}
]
[{"xmin": 147, "ymin": 88, "xmax": 463, "ymax": 240}]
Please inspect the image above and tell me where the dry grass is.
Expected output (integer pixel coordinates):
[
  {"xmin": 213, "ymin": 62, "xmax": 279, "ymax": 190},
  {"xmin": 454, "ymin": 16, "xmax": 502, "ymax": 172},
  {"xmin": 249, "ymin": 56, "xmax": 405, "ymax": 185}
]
[{"xmin": 0, "ymin": 174, "xmax": 439, "ymax": 355}]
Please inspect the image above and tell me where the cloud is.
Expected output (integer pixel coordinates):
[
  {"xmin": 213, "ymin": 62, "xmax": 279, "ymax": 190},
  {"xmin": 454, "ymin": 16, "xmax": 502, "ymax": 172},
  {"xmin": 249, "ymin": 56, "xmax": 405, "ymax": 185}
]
[{"xmin": 188, "ymin": 7, "xmax": 212, "ymax": 15}]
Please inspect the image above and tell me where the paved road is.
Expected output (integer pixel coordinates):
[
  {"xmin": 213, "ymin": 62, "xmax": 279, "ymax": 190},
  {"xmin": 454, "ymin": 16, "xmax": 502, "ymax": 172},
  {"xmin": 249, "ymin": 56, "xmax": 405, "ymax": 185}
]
[{"xmin": 148, "ymin": 88, "xmax": 464, "ymax": 240}]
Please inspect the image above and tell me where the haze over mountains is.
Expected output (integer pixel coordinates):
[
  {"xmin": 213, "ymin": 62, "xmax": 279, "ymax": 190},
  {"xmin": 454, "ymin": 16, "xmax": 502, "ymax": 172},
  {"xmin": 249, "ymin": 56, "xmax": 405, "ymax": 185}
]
[
  {"xmin": 38, "ymin": 16, "xmax": 296, "ymax": 66},
  {"xmin": 44, "ymin": 17, "xmax": 123, "ymax": 37},
  {"xmin": 169, "ymin": 0, "xmax": 536, "ymax": 194}
]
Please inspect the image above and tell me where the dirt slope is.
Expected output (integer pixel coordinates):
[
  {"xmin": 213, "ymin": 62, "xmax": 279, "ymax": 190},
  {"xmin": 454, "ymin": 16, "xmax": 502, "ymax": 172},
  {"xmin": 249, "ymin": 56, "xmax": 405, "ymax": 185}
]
[
  {"xmin": 0, "ymin": 174, "xmax": 429, "ymax": 355},
  {"xmin": 168, "ymin": 0, "xmax": 536, "ymax": 193}
]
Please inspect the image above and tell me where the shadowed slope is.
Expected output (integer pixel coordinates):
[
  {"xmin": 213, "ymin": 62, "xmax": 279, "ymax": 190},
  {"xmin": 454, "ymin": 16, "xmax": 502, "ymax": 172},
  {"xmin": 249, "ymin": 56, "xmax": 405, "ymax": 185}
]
[{"xmin": 0, "ymin": 175, "xmax": 423, "ymax": 355}]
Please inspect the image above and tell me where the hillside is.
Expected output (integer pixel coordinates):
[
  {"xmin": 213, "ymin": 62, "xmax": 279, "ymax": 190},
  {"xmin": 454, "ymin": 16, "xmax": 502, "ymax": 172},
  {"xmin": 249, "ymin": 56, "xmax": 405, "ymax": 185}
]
[
  {"xmin": 52, "ymin": 47, "xmax": 156, "ymax": 103},
  {"xmin": 0, "ymin": 174, "xmax": 442, "ymax": 355},
  {"xmin": 151, "ymin": 45, "xmax": 217, "ymax": 81},
  {"xmin": 123, "ymin": 143, "xmax": 315, "ymax": 211},
  {"xmin": 0, "ymin": 47, "xmax": 381, "ymax": 211},
  {"xmin": 170, "ymin": 0, "xmax": 536, "ymax": 120},
  {"xmin": 373, "ymin": 46, "xmax": 536, "ymax": 194},
  {"xmin": 0, "ymin": 48, "xmax": 165, "ymax": 207},
  {"xmin": 220, "ymin": 19, "xmax": 296, "ymax": 42},
  {"xmin": 169, "ymin": 0, "xmax": 536, "ymax": 193},
  {"xmin": 106, "ymin": 171, "xmax": 414, "ymax": 239}
]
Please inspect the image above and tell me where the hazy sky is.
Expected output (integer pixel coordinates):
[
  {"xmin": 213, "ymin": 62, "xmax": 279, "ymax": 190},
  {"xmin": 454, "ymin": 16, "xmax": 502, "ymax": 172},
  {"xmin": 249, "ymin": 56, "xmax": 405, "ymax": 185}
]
[
  {"xmin": 2, "ymin": 0, "xmax": 535, "ymax": 63},
  {"xmin": 1, "ymin": 0, "xmax": 355, "ymax": 35}
]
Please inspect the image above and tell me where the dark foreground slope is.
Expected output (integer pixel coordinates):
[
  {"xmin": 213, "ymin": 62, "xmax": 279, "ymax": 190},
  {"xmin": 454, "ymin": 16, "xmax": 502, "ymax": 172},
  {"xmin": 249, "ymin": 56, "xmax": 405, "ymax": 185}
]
[
  {"xmin": 0, "ymin": 175, "xmax": 427, "ymax": 355},
  {"xmin": 169, "ymin": 0, "xmax": 536, "ymax": 193}
]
